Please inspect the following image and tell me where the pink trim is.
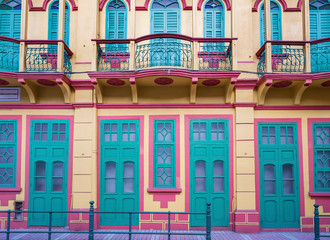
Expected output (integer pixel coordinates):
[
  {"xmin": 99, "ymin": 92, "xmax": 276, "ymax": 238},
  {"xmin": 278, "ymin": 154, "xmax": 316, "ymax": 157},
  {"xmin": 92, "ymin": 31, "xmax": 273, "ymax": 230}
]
[
  {"xmin": 148, "ymin": 115, "xmax": 181, "ymax": 208},
  {"xmin": 100, "ymin": 0, "xmax": 130, "ymax": 11},
  {"xmin": 184, "ymin": 115, "xmax": 234, "ymax": 213},
  {"xmin": 0, "ymin": 72, "xmax": 71, "ymax": 85},
  {"xmin": 254, "ymin": 118, "xmax": 305, "ymax": 217},
  {"xmin": 24, "ymin": 115, "xmax": 74, "ymax": 213},
  {"xmin": 256, "ymin": 105, "xmax": 330, "ymax": 110},
  {"xmin": 261, "ymin": 228, "xmax": 301, "ymax": 232},
  {"xmin": 147, "ymin": 188, "xmax": 182, "ymax": 193},
  {"xmin": 0, "ymin": 116, "xmax": 22, "ymax": 206},
  {"xmin": 309, "ymin": 192, "xmax": 330, "ymax": 197},
  {"xmin": 252, "ymin": 0, "xmax": 302, "ymax": 12},
  {"xmin": 0, "ymin": 104, "xmax": 74, "ymax": 109},
  {"xmin": 97, "ymin": 104, "xmax": 234, "ymax": 109},
  {"xmin": 197, "ymin": 0, "xmax": 231, "ymax": 10},
  {"xmin": 72, "ymin": 103, "xmax": 95, "ymax": 108},
  {"xmin": 233, "ymin": 102, "xmax": 257, "ymax": 107},
  {"xmin": 237, "ymin": 61, "xmax": 255, "ymax": 63},
  {"xmin": 29, "ymin": 0, "xmax": 78, "ymax": 11},
  {"xmin": 96, "ymin": 115, "xmax": 144, "ymax": 227},
  {"xmin": 75, "ymin": 62, "xmax": 92, "ymax": 65},
  {"xmin": 136, "ymin": 0, "xmax": 191, "ymax": 11}
]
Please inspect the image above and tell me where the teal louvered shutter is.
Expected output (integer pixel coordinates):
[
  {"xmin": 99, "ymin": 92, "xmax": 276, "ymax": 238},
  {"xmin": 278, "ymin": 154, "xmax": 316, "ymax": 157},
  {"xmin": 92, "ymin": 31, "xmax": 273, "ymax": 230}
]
[
  {"xmin": 205, "ymin": 11, "xmax": 213, "ymax": 38},
  {"xmin": 64, "ymin": 7, "xmax": 70, "ymax": 46},
  {"xmin": 215, "ymin": 11, "xmax": 222, "ymax": 37},
  {"xmin": 0, "ymin": 13, "xmax": 11, "ymax": 37},
  {"xmin": 320, "ymin": 12, "xmax": 330, "ymax": 38},
  {"xmin": 271, "ymin": 12, "xmax": 281, "ymax": 40},
  {"xmin": 166, "ymin": 11, "xmax": 178, "ymax": 33},
  {"xmin": 107, "ymin": 12, "xmax": 116, "ymax": 38},
  {"xmin": 260, "ymin": 11, "xmax": 265, "ymax": 46},
  {"xmin": 117, "ymin": 12, "xmax": 126, "ymax": 39},
  {"xmin": 309, "ymin": 12, "xmax": 318, "ymax": 40},
  {"xmin": 12, "ymin": 12, "xmax": 21, "ymax": 39},
  {"xmin": 152, "ymin": 12, "xmax": 165, "ymax": 33},
  {"xmin": 49, "ymin": 11, "xmax": 58, "ymax": 40}
]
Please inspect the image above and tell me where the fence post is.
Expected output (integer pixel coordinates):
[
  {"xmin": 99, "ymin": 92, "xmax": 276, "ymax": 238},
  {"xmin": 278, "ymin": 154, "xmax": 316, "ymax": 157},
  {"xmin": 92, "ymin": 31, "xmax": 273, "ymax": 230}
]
[
  {"xmin": 206, "ymin": 203, "xmax": 211, "ymax": 240},
  {"xmin": 168, "ymin": 211, "xmax": 171, "ymax": 240},
  {"xmin": 129, "ymin": 211, "xmax": 132, "ymax": 240},
  {"xmin": 6, "ymin": 210, "xmax": 10, "ymax": 240},
  {"xmin": 314, "ymin": 204, "xmax": 320, "ymax": 240},
  {"xmin": 89, "ymin": 201, "xmax": 95, "ymax": 240},
  {"xmin": 48, "ymin": 211, "xmax": 53, "ymax": 240}
]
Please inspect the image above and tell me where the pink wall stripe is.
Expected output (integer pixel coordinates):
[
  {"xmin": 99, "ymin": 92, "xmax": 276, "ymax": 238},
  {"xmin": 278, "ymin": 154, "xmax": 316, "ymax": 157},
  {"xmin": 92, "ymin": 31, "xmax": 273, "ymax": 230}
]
[{"xmin": 254, "ymin": 118, "xmax": 305, "ymax": 217}]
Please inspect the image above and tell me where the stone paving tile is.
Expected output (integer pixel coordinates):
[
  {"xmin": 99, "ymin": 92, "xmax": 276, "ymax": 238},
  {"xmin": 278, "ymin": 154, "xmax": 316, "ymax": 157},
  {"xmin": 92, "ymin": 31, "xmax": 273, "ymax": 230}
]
[{"xmin": 0, "ymin": 230, "xmax": 318, "ymax": 240}]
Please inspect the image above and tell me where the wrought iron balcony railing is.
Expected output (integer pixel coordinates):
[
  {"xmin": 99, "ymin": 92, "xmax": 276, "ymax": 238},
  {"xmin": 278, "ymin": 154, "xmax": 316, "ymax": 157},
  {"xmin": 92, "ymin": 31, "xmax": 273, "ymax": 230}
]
[
  {"xmin": 0, "ymin": 36, "xmax": 20, "ymax": 72},
  {"xmin": 93, "ymin": 34, "xmax": 236, "ymax": 72},
  {"xmin": 311, "ymin": 38, "xmax": 330, "ymax": 73},
  {"xmin": 256, "ymin": 41, "xmax": 306, "ymax": 75},
  {"xmin": 25, "ymin": 40, "xmax": 73, "ymax": 76}
]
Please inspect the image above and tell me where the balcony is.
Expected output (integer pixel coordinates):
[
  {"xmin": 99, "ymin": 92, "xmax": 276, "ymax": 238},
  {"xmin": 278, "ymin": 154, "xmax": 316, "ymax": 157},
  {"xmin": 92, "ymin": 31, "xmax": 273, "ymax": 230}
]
[
  {"xmin": 0, "ymin": 37, "xmax": 73, "ymax": 76},
  {"xmin": 94, "ymin": 34, "xmax": 235, "ymax": 72},
  {"xmin": 256, "ymin": 38, "xmax": 330, "ymax": 76}
]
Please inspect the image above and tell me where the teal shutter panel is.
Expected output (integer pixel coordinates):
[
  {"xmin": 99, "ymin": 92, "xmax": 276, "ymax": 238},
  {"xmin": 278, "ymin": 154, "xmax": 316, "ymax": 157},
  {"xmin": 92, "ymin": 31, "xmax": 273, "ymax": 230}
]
[
  {"xmin": 107, "ymin": 11, "xmax": 126, "ymax": 39},
  {"xmin": 309, "ymin": 12, "xmax": 318, "ymax": 40},
  {"xmin": 215, "ymin": 11, "xmax": 222, "ymax": 37},
  {"xmin": 152, "ymin": 12, "xmax": 165, "ymax": 33},
  {"xmin": 0, "ymin": 13, "xmax": 11, "ymax": 37},
  {"xmin": 12, "ymin": 12, "xmax": 21, "ymax": 39},
  {"xmin": 64, "ymin": 7, "xmax": 70, "ymax": 46},
  {"xmin": 320, "ymin": 12, "xmax": 330, "ymax": 38},
  {"xmin": 205, "ymin": 11, "xmax": 213, "ymax": 38},
  {"xmin": 166, "ymin": 11, "xmax": 178, "ymax": 33},
  {"xmin": 204, "ymin": 9, "xmax": 223, "ymax": 38},
  {"xmin": 260, "ymin": 12, "xmax": 265, "ymax": 45},
  {"xmin": 271, "ymin": 12, "xmax": 281, "ymax": 40},
  {"xmin": 49, "ymin": 11, "xmax": 59, "ymax": 40},
  {"xmin": 107, "ymin": 12, "xmax": 116, "ymax": 38},
  {"xmin": 0, "ymin": 11, "xmax": 21, "ymax": 39},
  {"xmin": 117, "ymin": 12, "xmax": 125, "ymax": 39}
]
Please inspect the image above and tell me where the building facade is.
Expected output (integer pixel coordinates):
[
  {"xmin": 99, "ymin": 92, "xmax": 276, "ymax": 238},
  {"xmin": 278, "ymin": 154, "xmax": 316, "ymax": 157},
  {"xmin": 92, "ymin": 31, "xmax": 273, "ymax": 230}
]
[{"xmin": 0, "ymin": 0, "xmax": 329, "ymax": 233}]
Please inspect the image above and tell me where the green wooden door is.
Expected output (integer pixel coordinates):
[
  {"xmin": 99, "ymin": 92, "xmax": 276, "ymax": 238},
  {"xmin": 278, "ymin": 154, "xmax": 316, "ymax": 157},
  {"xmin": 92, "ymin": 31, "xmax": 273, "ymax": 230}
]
[
  {"xmin": 259, "ymin": 123, "xmax": 300, "ymax": 229},
  {"xmin": 190, "ymin": 119, "xmax": 229, "ymax": 227},
  {"xmin": 28, "ymin": 119, "xmax": 70, "ymax": 226},
  {"xmin": 100, "ymin": 120, "xmax": 139, "ymax": 226}
]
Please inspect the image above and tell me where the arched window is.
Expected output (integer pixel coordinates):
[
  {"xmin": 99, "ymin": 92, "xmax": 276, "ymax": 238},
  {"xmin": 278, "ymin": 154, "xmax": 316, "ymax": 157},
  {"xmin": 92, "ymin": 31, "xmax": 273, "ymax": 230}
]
[
  {"xmin": 106, "ymin": 0, "xmax": 127, "ymax": 40},
  {"xmin": 151, "ymin": 0, "xmax": 180, "ymax": 34},
  {"xmin": 48, "ymin": 0, "xmax": 70, "ymax": 46},
  {"xmin": 204, "ymin": 0, "xmax": 224, "ymax": 38},
  {"xmin": 0, "ymin": 0, "xmax": 21, "ymax": 38},
  {"xmin": 260, "ymin": 1, "xmax": 282, "ymax": 46},
  {"xmin": 310, "ymin": 0, "xmax": 330, "ymax": 40}
]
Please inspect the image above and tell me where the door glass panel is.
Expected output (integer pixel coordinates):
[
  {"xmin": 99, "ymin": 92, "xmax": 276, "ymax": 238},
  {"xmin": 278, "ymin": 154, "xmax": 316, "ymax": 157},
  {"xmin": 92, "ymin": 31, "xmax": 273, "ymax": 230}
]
[
  {"xmin": 124, "ymin": 179, "xmax": 134, "ymax": 192},
  {"xmin": 52, "ymin": 162, "xmax": 63, "ymax": 192},
  {"xmin": 214, "ymin": 178, "xmax": 223, "ymax": 192},
  {"xmin": 196, "ymin": 178, "xmax": 206, "ymax": 192},
  {"xmin": 213, "ymin": 161, "xmax": 224, "ymax": 192},
  {"xmin": 283, "ymin": 164, "xmax": 293, "ymax": 178},
  {"xmin": 35, "ymin": 178, "xmax": 45, "ymax": 191},
  {"xmin": 283, "ymin": 180, "xmax": 293, "ymax": 194},
  {"xmin": 53, "ymin": 178, "xmax": 63, "ymax": 192},
  {"xmin": 264, "ymin": 165, "xmax": 275, "ymax": 179},
  {"xmin": 53, "ymin": 162, "xmax": 63, "ymax": 176},
  {"xmin": 35, "ymin": 161, "xmax": 46, "ymax": 191},
  {"xmin": 196, "ymin": 161, "xmax": 205, "ymax": 176},
  {"xmin": 124, "ymin": 162, "xmax": 134, "ymax": 177},
  {"xmin": 264, "ymin": 181, "xmax": 275, "ymax": 194},
  {"xmin": 283, "ymin": 164, "xmax": 294, "ymax": 194},
  {"xmin": 124, "ymin": 162, "xmax": 134, "ymax": 193},
  {"xmin": 264, "ymin": 164, "xmax": 275, "ymax": 194},
  {"xmin": 36, "ymin": 161, "xmax": 46, "ymax": 176},
  {"xmin": 105, "ymin": 162, "xmax": 116, "ymax": 193},
  {"xmin": 195, "ymin": 161, "xmax": 206, "ymax": 192},
  {"xmin": 213, "ymin": 161, "xmax": 223, "ymax": 176}
]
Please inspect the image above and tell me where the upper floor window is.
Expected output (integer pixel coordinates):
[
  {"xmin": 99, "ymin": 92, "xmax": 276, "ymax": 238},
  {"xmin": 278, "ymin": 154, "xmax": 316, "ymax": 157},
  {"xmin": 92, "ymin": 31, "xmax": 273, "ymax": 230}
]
[
  {"xmin": 204, "ymin": 0, "xmax": 224, "ymax": 38},
  {"xmin": 0, "ymin": 0, "xmax": 21, "ymax": 38},
  {"xmin": 310, "ymin": 0, "xmax": 330, "ymax": 40},
  {"xmin": 260, "ymin": 0, "xmax": 282, "ymax": 46},
  {"xmin": 48, "ymin": 0, "xmax": 70, "ymax": 46},
  {"xmin": 106, "ymin": 0, "xmax": 127, "ymax": 39},
  {"xmin": 151, "ymin": 0, "xmax": 180, "ymax": 34}
]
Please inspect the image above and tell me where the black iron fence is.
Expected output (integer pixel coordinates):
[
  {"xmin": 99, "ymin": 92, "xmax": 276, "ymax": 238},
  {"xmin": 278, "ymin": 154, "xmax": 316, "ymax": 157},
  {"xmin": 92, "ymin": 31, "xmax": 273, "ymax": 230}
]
[
  {"xmin": 0, "ymin": 201, "xmax": 212, "ymax": 240},
  {"xmin": 314, "ymin": 204, "xmax": 330, "ymax": 240}
]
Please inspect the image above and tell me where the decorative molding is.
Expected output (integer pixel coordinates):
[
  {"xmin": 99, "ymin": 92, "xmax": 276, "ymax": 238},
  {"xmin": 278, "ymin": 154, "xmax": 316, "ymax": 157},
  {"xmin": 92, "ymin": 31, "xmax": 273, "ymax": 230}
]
[
  {"xmin": 136, "ymin": 0, "xmax": 191, "ymax": 11},
  {"xmin": 29, "ymin": 0, "xmax": 78, "ymax": 11},
  {"xmin": 197, "ymin": 0, "xmax": 231, "ymax": 10},
  {"xmin": 99, "ymin": 0, "xmax": 131, "ymax": 11},
  {"xmin": 252, "ymin": 0, "xmax": 302, "ymax": 12},
  {"xmin": 235, "ymin": 79, "xmax": 258, "ymax": 89}
]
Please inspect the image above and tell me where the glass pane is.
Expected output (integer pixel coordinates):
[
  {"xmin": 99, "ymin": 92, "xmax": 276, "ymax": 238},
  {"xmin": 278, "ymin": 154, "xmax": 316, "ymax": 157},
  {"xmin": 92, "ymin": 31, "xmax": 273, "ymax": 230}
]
[
  {"xmin": 324, "ymin": 127, "xmax": 330, "ymax": 135},
  {"xmin": 200, "ymin": 123, "xmax": 206, "ymax": 131},
  {"xmin": 106, "ymin": 162, "xmax": 116, "ymax": 178},
  {"xmin": 283, "ymin": 164, "xmax": 293, "ymax": 179},
  {"xmin": 326, "ymin": 151, "xmax": 330, "ymax": 167},
  {"xmin": 288, "ymin": 136, "xmax": 293, "ymax": 144},
  {"xmin": 42, "ymin": 124, "xmax": 48, "ymax": 131},
  {"xmin": 164, "ymin": 147, "xmax": 171, "ymax": 164},
  {"xmin": 104, "ymin": 133, "xmax": 110, "ymax": 141},
  {"xmin": 53, "ymin": 162, "xmax": 63, "ymax": 177},
  {"xmin": 123, "ymin": 133, "xmax": 128, "ymax": 141},
  {"xmin": 105, "ymin": 179, "xmax": 116, "ymax": 193},
  {"xmin": 262, "ymin": 127, "xmax": 268, "ymax": 134},
  {"xmin": 283, "ymin": 180, "xmax": 293, "ymax": 194},
  {"xmin": 6, "ymin": 176, "xmax": 13, "ymax": 184},
  {"xmin": 52, "ymin": 178, "xmax": 63, "ymax": 192},
  {"xmin": 157, "ymin": 176, "xmax": 164, "ymax": 185},
  {"xmin": 219, "ymin": 123, "xmax": 224, "ymax": 131},
  {"xmin": 269, "ymin": 136, "xmax": 275, "ymax": 144},
  {"xmin": 200, "ymin": 132, "xmax": 206, "ymax": 140},
  {"xmin": 287, "ymin": 127, "xmax": 293, "ymax": 134},
  {"xmin": 53, "ymin": 124, "xmax": 58, "ymax": 131},
  {"xmin": 124, "ymin": 179, "xmax": 134, "ymax": 193},
  {"xmin": 211, "ymin": 123, "xmax": 217, "ymax": 131},
  {"xmin": 280, "ymin": 127, "xmax": 286, "ymax": 135},
  {"xmin": 165, "ymin": 123, "xmax": 171, "ymax": 131},
  {"xmin": 35, "ymin": 123, "xmax": 41, "ymax": 131},
  {"xmin": 280, "ymin": 136, "xmax": 286, "ymax": 144},
  {"xmin": 157, "ymin": 123, "xmax": 163, "ymax": 132},
  {"xmin": 211, "ymin": 132, "xmax": 217, "ymax": 140},
  {"xmin": 193, "ymin": 123, "xmax": 199, "ymax": 131},
  {"xmin": 214, "ymin": 178, "xmax": 224, "ymax": 192},
  {"xmin": 264, "ymin": 165, "xmax": 274, "ymax": 179},
  {"xmin": 264, "ymin": 181, "xmax": 275, "ymax": 194},
  {"xmin": 269, "ymin": 127, "xmax": 275, "ymax": 134},
  {"xmin": 35, "ymin": 178, "xmax": 45, "ymax": 191},
  {"xmin": 164, "ymin": 131, "xmax": 171, "ymax": 141},
  {"xmin": 111, "ymin": 124, "xmax": 117, "ymax": 132},
  {"xmin": 60, "ymin": 124, "xmax": 65, "ymax": 131},
  {"xmin": 129, "ymin": 133, "xmax": 135, "ymax": 141},
  {"xmin": 104, "ymin": 124, "xmax": 110, "ymax": 132},
  {"xmin": 157, "ymin": 147, "xmax": 164, "ymax": 163},
  {"xmin": 218, "ymin": 132, "xmax": 224, "ymax": 140},
  {"xmin": 165, "ymin": 176, "xmax": 171, "ymax": 185},
  {"xmin": 123, "ymin": 124, "xmax": 128, "ymax": 132},
  {"xmin": 111, "ymin": 133, "xmax": 117, "ymax": 141},
  {"xmin": 195, "ymin": 178, "xmax": 206, "ymax": 192},
  {"xmin": 213, "ymin": 161, "xmax": 223, "ymax": 177},
  {"xmin": 35, "ymin": 132, "xmax": 40, "ymax": 141},
  {"xmin": 317, "ymin": 136, "xmax": 323, "ymax": 145},
  {"xmin": 52, "ymin": 133, "xmax": 58, "ymax": 141},
  {"xmin": 262, "ymin": 136, "xmax": 268, "ymax": 144},
  {"xmin": 130, "ymin": 124, "xmax": 135, "ymax": 132},
  {"xmin": 7, "ymin": 133, "xmax": 13, "ymax": 141},
  {"xmin": 193, "ymin": 132, "xmax": 199, "ymax": 140},
  {"xmin": 36, "ymin": 162, "xmax": 46, "ymax": 176},
  {"xmin": 8, "ymin": 123, "xmax": 14, "ymax": 131},
  {"xmin": 195, "ymin": 161, "xmax": 205, "ymax": 177},
  {"xmin": 42, "ymin": 133, "xmax": 47, "ymax": 141},
  {"xmin": 124, "ymin": 162, "xmax": 134, "ymax": 177},
  {"xmin": 316, "ymin": 127, "xmax": 322, "ymax": 135},
  {"xmin": 165, "ymin": 168, "xmax": 171, "ymax": 176}
]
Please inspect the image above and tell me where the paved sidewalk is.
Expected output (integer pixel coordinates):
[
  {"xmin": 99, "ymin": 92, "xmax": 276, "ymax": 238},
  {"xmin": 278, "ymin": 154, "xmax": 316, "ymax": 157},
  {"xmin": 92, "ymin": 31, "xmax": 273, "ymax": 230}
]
[{"xmin": 0, "ymin": 230, "xmax": 319, "ymax": 240}]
